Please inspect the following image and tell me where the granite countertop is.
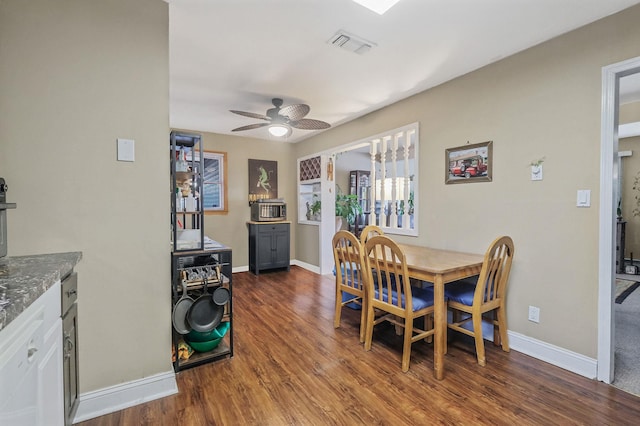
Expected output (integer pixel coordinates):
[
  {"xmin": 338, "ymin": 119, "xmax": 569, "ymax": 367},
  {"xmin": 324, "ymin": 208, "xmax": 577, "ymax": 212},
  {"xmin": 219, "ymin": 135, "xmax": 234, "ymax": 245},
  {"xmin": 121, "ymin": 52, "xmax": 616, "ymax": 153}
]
[{"xmin": 0, "ymin": 252, "xmax": 82, "ymax": 332}]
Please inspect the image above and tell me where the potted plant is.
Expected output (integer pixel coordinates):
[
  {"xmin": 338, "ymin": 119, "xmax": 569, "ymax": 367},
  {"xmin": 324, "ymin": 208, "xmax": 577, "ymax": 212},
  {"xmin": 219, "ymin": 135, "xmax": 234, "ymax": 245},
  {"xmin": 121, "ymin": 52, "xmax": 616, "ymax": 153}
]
[
  {"xmin": 306, "ymin": 194, "xmax": 322, "ymax": 221},
  {"xmin": 618, "ymin": 199, "xmax": 623, "ymax": 221},
  {"xmin": 393, "ymin": 190, "xmax": 415, "ymax": 227},
  {"xmin": 335, "ymin": 186, "xmax": 363, "ymax": 231}
]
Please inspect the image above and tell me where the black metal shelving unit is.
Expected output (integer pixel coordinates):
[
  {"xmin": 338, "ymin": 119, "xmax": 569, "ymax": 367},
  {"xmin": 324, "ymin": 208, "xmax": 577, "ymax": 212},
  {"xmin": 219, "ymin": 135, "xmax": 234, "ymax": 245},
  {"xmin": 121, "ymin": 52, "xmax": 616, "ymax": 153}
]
[{"xmin": 170, "ymin": 131, "xmax": 233, "ymax": 372}]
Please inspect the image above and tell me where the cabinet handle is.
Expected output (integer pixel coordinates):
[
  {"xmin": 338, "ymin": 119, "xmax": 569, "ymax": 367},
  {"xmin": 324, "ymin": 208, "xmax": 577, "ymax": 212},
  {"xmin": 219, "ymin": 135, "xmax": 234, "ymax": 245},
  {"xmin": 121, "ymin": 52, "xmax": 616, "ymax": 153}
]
[
  {"xmin": 64, "ymin": 334, "xmax": 74, "ymax": 360},
  {"xmin": 67, "ymin": 288, "xmax": 77, "ymax": 297},
  {"xmin": 27, "ymin": 346, "xmax": 38, "ymax": 359}
]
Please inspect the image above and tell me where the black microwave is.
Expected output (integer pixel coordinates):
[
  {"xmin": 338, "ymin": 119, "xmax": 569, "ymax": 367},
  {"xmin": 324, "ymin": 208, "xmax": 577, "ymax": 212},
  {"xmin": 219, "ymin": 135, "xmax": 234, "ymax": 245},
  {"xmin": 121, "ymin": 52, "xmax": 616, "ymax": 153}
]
[{"xmin": 251, "ymin": 201, "xmax": 286, "ymax": 222}]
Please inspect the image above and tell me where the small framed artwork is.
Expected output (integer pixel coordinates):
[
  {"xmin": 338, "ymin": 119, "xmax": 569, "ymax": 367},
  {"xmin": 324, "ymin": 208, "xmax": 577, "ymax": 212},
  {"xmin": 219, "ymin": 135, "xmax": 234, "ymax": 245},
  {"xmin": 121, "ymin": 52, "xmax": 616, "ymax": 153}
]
[
  {"xmin": 248, "ymin": 159, "xmax": 278, "ymax": 204},
  {"xmin": 445, "ymin": 141, "xmax": 493, "ymax": 184}
]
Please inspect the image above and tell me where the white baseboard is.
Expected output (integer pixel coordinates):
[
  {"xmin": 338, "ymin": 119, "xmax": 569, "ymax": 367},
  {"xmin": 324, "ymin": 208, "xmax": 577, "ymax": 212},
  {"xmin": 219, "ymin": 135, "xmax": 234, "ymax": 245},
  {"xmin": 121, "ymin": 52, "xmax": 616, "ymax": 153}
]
[
  {"xmin": 73, "ymin": 370, "xmax": 178, "ymax": 423},
  {"xmin": 508, "ymin": 330, "xmax": 597, "ymax": 379},
  {"xmin": 232, "ymin": 265, "xmax": 249, "ymax": 273},
  {"xmin": 291, "ymin": 259, "xmax": 320, "ymax": 273}
]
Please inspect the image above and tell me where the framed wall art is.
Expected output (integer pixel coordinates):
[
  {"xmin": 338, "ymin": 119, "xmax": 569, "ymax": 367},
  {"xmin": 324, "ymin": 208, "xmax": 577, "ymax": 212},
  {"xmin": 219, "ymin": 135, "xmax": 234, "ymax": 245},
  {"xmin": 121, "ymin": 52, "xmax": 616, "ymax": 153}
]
[
  {"xmin": 248, "ymin": 159, "xmax": 278, "ymax": 204},
  {"xmin": 445, "ymin": 141, "xmax": 493, "ymax": 184}
]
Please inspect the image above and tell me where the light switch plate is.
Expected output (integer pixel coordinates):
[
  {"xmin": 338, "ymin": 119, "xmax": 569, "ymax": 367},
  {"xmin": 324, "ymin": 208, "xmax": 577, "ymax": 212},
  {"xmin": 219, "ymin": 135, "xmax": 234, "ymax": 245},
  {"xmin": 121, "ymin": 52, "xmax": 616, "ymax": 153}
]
[
  {"xmin": 577, "ymin": 189, "xmax": 591, "ymax": 207},
  {"xmin": 117, "ymin": 138, "xmax": 135, "ymax": 162}
]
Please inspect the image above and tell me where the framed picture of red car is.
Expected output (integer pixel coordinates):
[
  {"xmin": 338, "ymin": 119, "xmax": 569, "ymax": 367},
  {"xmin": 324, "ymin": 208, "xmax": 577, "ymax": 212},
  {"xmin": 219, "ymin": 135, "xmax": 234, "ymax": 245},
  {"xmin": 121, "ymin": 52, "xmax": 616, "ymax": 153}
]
[{"xmin": 445, "ymin": 141, "xmax": 493, "ymax": 184}]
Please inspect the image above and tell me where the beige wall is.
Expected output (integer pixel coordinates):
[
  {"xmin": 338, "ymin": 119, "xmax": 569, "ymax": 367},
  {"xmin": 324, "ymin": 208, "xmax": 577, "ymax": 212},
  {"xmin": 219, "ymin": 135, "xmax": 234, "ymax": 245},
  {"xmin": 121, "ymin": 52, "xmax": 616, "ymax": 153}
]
[
  {"xmin": 294, "ymin": 5, "xmax": 640, "ymax": 357},
  {"xmin": 196, "ymin": 131, "xmax": 297, "ymax": 267},
  {"xmin": 0, "ymin": 0, "xmax": 169, "ymax": 392},
  {"xmin": 335, "ymin": 150, "xmax": 371, "ymax": 196}
]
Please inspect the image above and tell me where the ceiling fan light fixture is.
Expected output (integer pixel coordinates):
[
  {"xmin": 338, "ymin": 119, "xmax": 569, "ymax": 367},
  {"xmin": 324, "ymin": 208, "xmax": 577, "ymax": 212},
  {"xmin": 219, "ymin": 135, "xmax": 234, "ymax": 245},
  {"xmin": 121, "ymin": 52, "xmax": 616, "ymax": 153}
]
[
  {"xmin": 268, "ymin": 123, "xmax": 291, "ymax": 137},
  {"xmin": 230, "ymin": 98, "xmax": 330, "ymax": 137}
]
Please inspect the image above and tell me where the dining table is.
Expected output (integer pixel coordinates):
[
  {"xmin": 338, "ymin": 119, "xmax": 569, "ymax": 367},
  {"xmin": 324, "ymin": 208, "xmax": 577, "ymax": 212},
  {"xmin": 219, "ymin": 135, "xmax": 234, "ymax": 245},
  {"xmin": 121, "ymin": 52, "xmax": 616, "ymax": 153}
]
[{"xmin": 397, "ymin": 243, "xmax": 484, "ymax": 380}]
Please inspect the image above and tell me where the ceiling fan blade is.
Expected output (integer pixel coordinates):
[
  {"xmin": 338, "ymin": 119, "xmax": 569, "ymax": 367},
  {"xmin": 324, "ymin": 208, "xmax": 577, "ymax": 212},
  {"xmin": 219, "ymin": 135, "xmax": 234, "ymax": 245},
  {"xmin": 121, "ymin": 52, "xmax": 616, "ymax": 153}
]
[
  {"xmin": 231, "ymin": 122, "xmax": 270, "ymax": 132},
  {"xmin": 279, "ymin": 104, "xmax": 310, "ymax": 121},
  {"xmin": 230, "ymin": 110, "xmax": 270, "ymax": 121},
  {"xmin": 290, "ymin": 118, "xmax": 331, "ymax": 130}
]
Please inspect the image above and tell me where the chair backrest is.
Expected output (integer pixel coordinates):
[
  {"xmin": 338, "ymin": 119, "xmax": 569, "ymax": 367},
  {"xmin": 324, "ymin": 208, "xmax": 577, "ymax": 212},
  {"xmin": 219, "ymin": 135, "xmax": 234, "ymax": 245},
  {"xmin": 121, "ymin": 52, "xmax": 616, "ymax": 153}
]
[
  {"xmin": 360, "ymin": 225, "xmax": 384, "ymax": 246},
  {"xmin": 332, "ymin": 230, "xmax": 366, "ymax": 293},
  {"xmin": 364, "ymin": 235, "xmax": 413, "ymax": 315},
  {"xmin": 474, "ymin": 236, "xmax": 514, "ymax": 307}
]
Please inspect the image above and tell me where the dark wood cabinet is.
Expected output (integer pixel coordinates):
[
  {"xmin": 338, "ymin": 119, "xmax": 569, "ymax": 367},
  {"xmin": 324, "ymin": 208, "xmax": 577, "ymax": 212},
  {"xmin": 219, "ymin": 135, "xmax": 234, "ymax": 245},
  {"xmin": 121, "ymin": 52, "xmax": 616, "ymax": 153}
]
[
  {"xmin": 349, "ymin": 170, "xmax": 370, "ymax": 237},
  {"xmin": 248, "ymin": 222, "xmax": 290, "ymax": 275}
]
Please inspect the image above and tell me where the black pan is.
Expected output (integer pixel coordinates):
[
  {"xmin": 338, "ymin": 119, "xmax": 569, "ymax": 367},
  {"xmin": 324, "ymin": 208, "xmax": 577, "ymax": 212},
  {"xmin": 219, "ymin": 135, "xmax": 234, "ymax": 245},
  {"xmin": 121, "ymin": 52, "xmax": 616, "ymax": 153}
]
[
  {"xmin": 212, "ymin": 286, "xmax": 230, "ymax": 306},
  {"xmin": 172, "ymin": 281, "xmax": 194, "ymax": 334},
  {"xmin": 187, "ymin": 278, "xmax": 224, "ymax": 333}
]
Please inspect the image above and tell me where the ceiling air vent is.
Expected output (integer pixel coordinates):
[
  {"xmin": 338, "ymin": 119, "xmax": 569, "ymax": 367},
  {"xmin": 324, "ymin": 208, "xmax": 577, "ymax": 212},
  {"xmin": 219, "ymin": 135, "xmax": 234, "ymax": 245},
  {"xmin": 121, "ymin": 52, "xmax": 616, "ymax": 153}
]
[{"xmin": 328, "ymin": 30, "xmax": 376, "ymax": 55}]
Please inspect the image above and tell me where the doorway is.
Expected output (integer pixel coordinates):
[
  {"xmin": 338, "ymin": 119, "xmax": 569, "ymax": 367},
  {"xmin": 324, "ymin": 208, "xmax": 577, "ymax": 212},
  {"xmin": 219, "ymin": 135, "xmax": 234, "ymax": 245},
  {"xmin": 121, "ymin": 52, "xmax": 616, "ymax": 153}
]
[
  {"xmin": 613, "ymin": 72, "xmax": 640, "ymax": 395},
  {"xmin": 598, "ymin": 55, "xmax": 640, "ymax": 385},
  {"xmin": 321, "ymin": 143, "xmax": 371, "ymax": 275}
]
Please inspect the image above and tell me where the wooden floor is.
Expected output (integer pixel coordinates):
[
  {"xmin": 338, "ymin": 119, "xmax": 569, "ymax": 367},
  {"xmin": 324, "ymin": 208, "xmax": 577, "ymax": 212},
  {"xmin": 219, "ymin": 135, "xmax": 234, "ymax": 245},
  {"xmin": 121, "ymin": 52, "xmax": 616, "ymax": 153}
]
[{"xmin": 79, "ymin": 266, "xmax": 640, "ymax": 425}]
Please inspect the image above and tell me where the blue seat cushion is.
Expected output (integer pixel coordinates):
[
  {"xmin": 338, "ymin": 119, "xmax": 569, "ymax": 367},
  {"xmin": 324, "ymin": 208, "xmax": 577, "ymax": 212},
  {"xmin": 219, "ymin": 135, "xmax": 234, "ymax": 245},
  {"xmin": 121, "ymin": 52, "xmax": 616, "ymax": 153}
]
[
  {"xmin": 333, "ymin": 262, "xmax": 362, "ymax": 287},
  {"xmin": 444, "ymin": 278, "xmax": 478, "ymax": 306},
  {"xmin": 375, "ymin": 285, "xmax": 436, "ymax": 311},
  {"xmin": 334, "ymin": 263, "xmax": 393, "ymax": 288},
  {"xmin": 342, "ymin": 292, "xmax": 361, "ymax": 310},
  {"xmin": 333, "ymin": 262, "xmax": 359, "ymax": 278},
  {"xmin": 334, "ymin": 264, "xmax": 363, "ymax": 310}
]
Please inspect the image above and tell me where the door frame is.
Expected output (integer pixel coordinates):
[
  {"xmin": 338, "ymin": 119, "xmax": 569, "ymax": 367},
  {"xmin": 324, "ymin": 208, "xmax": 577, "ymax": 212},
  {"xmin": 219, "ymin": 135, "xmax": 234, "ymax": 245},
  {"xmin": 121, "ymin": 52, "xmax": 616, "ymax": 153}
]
[{"xmin": 598, "ymin": 55, "xmax": 640, "ymax": 383}]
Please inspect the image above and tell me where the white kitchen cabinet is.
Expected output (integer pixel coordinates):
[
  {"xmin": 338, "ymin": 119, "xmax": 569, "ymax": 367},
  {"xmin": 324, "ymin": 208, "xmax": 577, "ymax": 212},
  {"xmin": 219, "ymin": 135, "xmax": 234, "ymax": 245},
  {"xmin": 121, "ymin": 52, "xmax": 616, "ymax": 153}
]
[
  {"xmin": 61, "ymin": 273, "xmax": 79, "ymax": 425},
  {"xmin": 38, "ymin": 318, "xmax": 64, "ymax": 425},
  {"xmin": 0, "ymin": 281, "xmax": 63, "ymax": 426}
]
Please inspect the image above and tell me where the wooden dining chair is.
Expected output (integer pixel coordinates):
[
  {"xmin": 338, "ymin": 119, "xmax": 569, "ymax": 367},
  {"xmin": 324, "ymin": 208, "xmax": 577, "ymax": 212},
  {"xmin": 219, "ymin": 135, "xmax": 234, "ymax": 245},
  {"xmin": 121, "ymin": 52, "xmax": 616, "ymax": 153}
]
[
  {"xmin": 363, "ymin": 235, "xmax": 436, "ymax": 372},
  {"xmin": 445, "ymin": 236, "xmax": 515, "ymax": 366},
  {"xmin": 332, "ymin": 230, "xmax": 368, "ymax": 342},
  {"xmin": 359, "ymin": 224, "xmax": 384, "ymax": 246}
]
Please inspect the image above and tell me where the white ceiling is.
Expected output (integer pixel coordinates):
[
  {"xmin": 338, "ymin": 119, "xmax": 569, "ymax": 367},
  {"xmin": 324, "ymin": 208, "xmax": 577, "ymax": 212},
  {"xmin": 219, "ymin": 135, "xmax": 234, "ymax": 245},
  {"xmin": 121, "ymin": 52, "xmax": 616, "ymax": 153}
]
[{"xmin": 169, "ymin": 0, "xmax": 640, "ymax": 143}]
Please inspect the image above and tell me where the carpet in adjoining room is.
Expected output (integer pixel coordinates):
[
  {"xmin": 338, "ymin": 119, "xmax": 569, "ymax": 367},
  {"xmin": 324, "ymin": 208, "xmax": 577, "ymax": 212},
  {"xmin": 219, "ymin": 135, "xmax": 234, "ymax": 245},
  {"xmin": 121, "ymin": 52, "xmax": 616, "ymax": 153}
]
[
  {"xmin": 614, "ymin": 281, "xmax": 640, "ymax": 397},
  {"xmin": 616, "ymin": 279, "xmax": 640, "ymax": 304}
]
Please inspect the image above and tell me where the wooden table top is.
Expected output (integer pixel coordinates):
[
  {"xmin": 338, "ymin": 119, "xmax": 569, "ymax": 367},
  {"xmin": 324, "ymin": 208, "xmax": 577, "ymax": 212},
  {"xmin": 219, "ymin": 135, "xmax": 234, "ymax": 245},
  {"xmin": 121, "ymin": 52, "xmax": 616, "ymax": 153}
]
[{"xmin": 398, "ymin": 243, "xmax": 484, "ymax": 278}]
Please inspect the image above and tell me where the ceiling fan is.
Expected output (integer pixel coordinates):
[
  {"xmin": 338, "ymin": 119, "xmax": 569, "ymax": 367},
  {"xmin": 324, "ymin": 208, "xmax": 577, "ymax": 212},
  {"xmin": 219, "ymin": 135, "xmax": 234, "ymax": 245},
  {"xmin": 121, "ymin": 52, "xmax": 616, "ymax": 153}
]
[{"xmin": 230, "ymin": 98, "xmax": 331, "ymax": 137}]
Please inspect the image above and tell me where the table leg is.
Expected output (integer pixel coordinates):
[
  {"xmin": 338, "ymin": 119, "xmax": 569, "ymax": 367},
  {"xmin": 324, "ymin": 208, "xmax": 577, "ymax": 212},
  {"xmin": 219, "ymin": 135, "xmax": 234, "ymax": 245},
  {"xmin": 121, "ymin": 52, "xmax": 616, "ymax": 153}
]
[{"xmin": 433, "ymin": 274, "xmax": 445, "ymax": 380}]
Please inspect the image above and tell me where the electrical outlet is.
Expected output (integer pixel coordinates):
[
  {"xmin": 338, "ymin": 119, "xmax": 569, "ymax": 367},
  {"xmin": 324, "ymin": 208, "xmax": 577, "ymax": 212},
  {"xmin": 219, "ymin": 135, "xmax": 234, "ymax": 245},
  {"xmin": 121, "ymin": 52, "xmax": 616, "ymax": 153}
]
[{"xmin": 528, "ymin": 305, "xmax": 540, "ymax": 323}]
